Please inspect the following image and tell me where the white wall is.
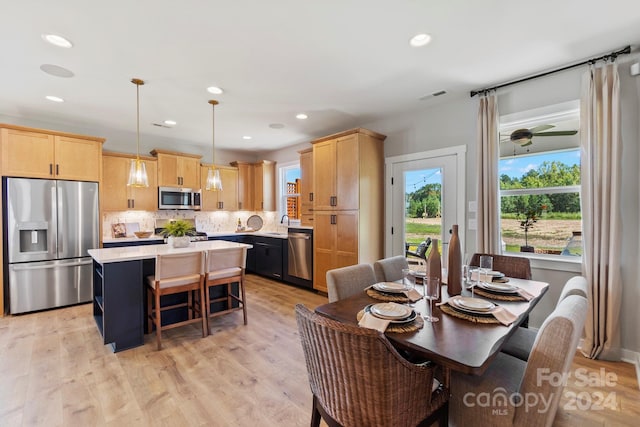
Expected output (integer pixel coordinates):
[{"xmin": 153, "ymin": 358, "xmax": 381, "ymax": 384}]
[{"xmin": 358, "ymin": 57, "xmax": 640, "ymax": 355}]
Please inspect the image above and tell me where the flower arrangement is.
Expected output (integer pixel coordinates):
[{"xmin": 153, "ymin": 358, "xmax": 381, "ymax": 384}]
[{"xmin": 519, "ymin": 204, "xmax": 547, "ymax": 250}]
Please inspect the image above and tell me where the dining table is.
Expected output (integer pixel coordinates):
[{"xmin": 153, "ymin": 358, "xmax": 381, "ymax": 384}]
[{"xmin": 314, "ymin": 277, "xmax": 549, "ymax": 375}]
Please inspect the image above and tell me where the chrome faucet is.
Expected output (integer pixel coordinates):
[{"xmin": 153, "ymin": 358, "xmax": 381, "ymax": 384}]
[{"xmin": 280, "ymin": 214, "xmax": 290, "ymax": 226}]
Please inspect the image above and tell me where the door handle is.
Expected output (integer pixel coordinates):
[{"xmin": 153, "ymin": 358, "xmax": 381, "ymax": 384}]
[
  {"xmin": 309, "ymin": 192, "xmax": 313, "ymax": 202},
  {"xmin": 49, "ymin": 164, "xmax": 53, "ymax": 175},
  {"xmin": 330, "ymin": 214, "xmax": 336, "ymax": 224},
  {"xmin": 10, "ymin": 259, "xmax": 93, "ymax": 271},
  {"xmin": 56, "ymin": 164, "xmax": 59, "ymax": 175}
]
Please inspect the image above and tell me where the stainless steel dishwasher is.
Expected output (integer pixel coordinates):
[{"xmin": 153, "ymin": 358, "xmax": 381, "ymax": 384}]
[{"xmin": 286, "ymin": 228, "xmax": 313, "ymax": 288}]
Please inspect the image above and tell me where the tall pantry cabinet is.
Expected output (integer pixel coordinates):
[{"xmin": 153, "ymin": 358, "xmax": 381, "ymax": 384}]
[{"xmin": 311, "ymin": 128, "xmax": 386, "ymax": 292}]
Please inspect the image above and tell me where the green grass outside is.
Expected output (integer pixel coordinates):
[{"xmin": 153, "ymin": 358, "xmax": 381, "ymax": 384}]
[{"xmin": 405, "ymin": 222, "xmax": 441, "ymax": 234}]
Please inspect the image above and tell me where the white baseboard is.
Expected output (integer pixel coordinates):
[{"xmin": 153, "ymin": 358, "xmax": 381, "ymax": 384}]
[
  {"xmin": 619, "ymin": 348, "xmax": 640, "ymax": 390},
  {"xmin": 578, "ymin": 341, "xmax": 640, "ymax": 390}
]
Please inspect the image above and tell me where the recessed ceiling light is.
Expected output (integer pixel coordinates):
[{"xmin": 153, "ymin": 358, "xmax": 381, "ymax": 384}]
[
  {"xmin": 409, "ymin": 33, "xmax": 432, "ymax": 47},
  {"xmin": 40, "ymin": 64, "xmax": 74, "ymax": 78},
  {"xmin": 269, "ymin": 123, "xmax": 285, "ymax": 129},
  {"xmin": 45, "ymin": 95, "xmax": 64, "ymax": 103},
  {"xmin": 42, "ymin": 34, "xmax": 73, "ymax": 48},
  {"xmin": 242, "ymin": 136, "xmax": 252, "ymax": 140},
  {"xmin": 296, "ymin": 113, "xmax": 308, "ymax": 120},
  {"xmin": 207, "ymin": 86, "xmax": 224, "ymax": 94},
  {"xmin": 163, "ymin": 120, "xmax": 177, "ymax": 126}
]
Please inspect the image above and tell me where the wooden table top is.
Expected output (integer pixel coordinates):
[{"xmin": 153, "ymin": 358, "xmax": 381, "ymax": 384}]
[{"xmin": 315, "ymin": 278, "xmax": 549, "ymax": 375}]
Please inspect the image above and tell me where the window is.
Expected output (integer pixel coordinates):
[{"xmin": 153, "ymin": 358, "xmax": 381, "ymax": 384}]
[
  {"xmin": 499, "ymin": 103, "xmax": 582, "ymax": 257},
  {"xmin": 278, "ymin": 161, "xmax": 301, "ymax": 223}
]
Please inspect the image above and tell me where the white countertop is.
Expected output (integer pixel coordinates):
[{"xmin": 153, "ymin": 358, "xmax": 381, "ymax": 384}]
[
  {"xmin": 89, "ymin": 240, "xmax": 252, "ymax": 264},
  {"xmin": 102, "ymin": 229, "xmax": 302, "ymax": 244}
]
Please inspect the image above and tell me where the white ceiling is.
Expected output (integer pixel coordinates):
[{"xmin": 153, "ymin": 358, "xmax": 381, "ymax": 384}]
[{"xmin": 1, "ymin": 0, "xmax": 639, "ymax": 153}]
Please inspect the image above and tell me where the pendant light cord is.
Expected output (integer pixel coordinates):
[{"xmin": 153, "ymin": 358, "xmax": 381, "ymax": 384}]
[{"xmin": 209, "ymin": 100, "xmax": 219, "ymax": 165}]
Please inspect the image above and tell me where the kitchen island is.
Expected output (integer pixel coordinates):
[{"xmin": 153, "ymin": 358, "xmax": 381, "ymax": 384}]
[{"xmin": 88, "ymin": 240, "xmax": 252, "ymax": 352}]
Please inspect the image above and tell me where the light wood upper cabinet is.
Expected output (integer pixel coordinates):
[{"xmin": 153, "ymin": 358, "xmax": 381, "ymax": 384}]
[
  {"xmin": 229, "ymin": 160, "xmax": 275, "ymax": 211},
  {"xmin": 313, "ymin": 134, "xmax": 358, "ymax": 211},
  {"xmin": 151, "ymin": 149, "xmax": 201, "ymax": 188},
  {"xmin": 200, "ymin": 165, "xmax": 238, "ymax": 211},
  {"xmin": 230, "ymin": 161, "xmax": 253, "ymax": 211},
  {"xmin": 299, "ymin": 148, "xmax": 314, "ymax": 226},
  {"xmin": 102, "ymin": 153, "xmax": 157, "ymax": 211},
  {"xmin": 254, "ymin": 160, "xmax": 276, "ymax": 211},
  {"xmin": 1, "ymin": 125, "xmax": 104, "ymax": 181}
]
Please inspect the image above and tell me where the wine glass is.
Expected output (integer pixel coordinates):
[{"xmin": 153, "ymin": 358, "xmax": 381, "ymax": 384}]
[
  {"xmin": 478, "ymin": 255, "xmax": 493, "ymax": 296},
  {"xmin": 423, "ymin": 276, "xmax": 440, "ymax": 322}
]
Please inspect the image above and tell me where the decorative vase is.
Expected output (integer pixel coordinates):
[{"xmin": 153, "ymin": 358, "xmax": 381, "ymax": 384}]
[
  {"xmin": 168, "ymin": 236, "xmax": 191, "ymax": 248},
  {"xmin": 447, "ymin": 225, "xmax": 462, "ymax": 296},
  {"xmin": 427, "ymin": 238, "xmax": 442, "ymax": 302}
]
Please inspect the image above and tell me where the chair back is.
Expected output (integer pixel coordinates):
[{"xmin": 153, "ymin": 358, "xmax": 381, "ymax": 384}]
[
  {"xmin": 154, "ymin": 251, "xmax": 205, "ymax": 286},
  {"xmin": 470, "ymin": 253, "xmax": 532, "ymax": 279},
  {"xmin": 557, "ymin": 275, "xmax": 588, "ymax": 307},
  {"xmin": 515, "ymin": 295, "xmax": 587, "ymax": 427},
  {"xmin": 206, "ymin": 247, "xmax": 247, "ymax": 274},
  {"xmin": 373, "ymin": 255, "xmax": 409, "ymax": 282},
  {"xmin": 326, "ymin": 263, "xmax": 377, "ymax": 303},
  {"xmin": 295, "ymin": 304, "xmax": 439, "ymax": 427}
]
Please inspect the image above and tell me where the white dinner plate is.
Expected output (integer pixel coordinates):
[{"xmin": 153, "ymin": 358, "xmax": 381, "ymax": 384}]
[
  {"xmin": 365, "ymin": 305, "xmax": 417, "ymax": 324},
  {"xmin": 451, "ymin": 297, "xmax": 495, "ymax": 313},
  {"xmin": 478, "ymin": 282, "xmax": 519, "ymax": 293},
  {"xmin": 370, "ymin": 302, "xmax": 413, "ymax": 320},
  {"xmin": 373, "ymin": 282, "xmax": 409, "ymax": 294}
]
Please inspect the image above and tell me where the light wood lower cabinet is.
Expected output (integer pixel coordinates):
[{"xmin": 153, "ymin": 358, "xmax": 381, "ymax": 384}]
[
  {"xmin": 1, "ymin": 125, "xmax": 104, "ymax": 181},
  {"xmin": 200, "ymin": 165, "xmax": 238, "ymax": 210},
  {"xmin": 313, "ymin": 211, "xmax": 359, "ymax": 292},
  {"xmin": 102, "ymin": 153, "xmax": 157, "ymax": 211}
]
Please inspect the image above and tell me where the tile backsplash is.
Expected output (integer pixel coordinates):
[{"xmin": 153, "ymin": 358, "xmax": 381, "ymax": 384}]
[{"xmin": 103, "ymin": 210, "xmax": 287, "ymax": 239}]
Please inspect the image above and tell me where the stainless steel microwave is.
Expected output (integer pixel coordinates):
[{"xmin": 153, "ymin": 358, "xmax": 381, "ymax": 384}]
[{"xmin": 158, "ymin": 187, "xmax": 201, "ymax": 210}]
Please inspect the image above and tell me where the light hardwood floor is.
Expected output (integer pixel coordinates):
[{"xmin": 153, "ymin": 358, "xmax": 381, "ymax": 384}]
[{"xmin": 0, "ymin": 274, "xmax": 638, "ymax": 426}]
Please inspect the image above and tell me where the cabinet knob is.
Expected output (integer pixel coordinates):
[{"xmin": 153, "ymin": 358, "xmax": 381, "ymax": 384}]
[
  {"xmin": 56, "ymin": 164, "xmax": 59, "ymax": 175},
  {"xmin": 49, "ymin": 164, "xmax": 53, "ymax": 175},
  {"xmin": 309, "ymin": 192, "xmax": 314, "ymax": 202}
]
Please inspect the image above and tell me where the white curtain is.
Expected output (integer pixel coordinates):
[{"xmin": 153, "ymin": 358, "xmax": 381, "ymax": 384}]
[
  {"xmin": 476, "ymin": 94, "xmax": 501, "ymax": 253},
  {"xmin": 580, "ymin": 62, "xmax": 622, "ymax": 360}
]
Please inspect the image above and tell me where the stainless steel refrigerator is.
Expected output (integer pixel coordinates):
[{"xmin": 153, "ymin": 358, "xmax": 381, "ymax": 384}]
[{"xmin": 3, "ymin": 178, "xmax": 99, "ymax": 314}]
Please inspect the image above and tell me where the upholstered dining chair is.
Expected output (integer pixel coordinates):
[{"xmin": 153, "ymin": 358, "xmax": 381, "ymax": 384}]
[
  {"xmin": 295, "ymin": 304, "xmax": 449, "ymax": 427},
  {"xmin": 469, "ymin": 253, "xmax": 532, "ymax": 280},
  {"xmin": 449, "ymin": 294, "xmax": 587, "ymax": 427},
  {"xmin": 326, "ymin": 263, "xmax": 377, "ymax": 303},
  {"xmin": 146, "ymin": 251, "xmax": 207, "ymax": 350},
  {"xmin": 373, "ymin": 255, "xmax": 409, "ymax": 283},
  {"xmin": 204, "ymin": 246, "xmax": 248, "ymax": 333},
  {"xmin": 501, "ymin": 275, "xmax": 588, "ymax": 361}
]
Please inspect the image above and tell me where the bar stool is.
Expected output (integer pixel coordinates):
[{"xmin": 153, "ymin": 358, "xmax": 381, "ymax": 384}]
[
  {"xmin": 204, "ymin": 247, "xmax": 248, "ymax": 333},
  {"xmin": 146, "ymin": 251, "xmax": 207, "ymax": 350}
]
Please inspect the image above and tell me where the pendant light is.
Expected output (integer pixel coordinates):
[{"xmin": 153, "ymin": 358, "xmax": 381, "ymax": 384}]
[
  {"xmin": 127, "ymin": 78, "xmax": 149, "ymax": 187},
  {"xmin": 205, "ymin": 99, "xmax": 223, "ymax": 191}
]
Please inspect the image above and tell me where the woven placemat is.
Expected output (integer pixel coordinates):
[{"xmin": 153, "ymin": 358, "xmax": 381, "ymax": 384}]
[
  {"xmin": 472, "ymin": 288, "xmax": 527, "ymax": 302},
  {"xmin": 357, "ymin": 309, "xmax": 424, "ymax": 333},
  {"xmin": 366, "ymin": 288, "xmax": 410, "ymax": 303},
  {"xmin": 439, "ymin": 303, "xmax": 501, "ymax": 324}
]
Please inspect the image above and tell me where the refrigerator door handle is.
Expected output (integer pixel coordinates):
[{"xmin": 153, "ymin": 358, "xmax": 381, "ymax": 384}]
[
  {"xmin": 52, "ymin": 183, "xmax": 60, "ymax": 256},
  {"xmin": 10, "ymin": 259, "xmax": 93, "ymax": 271}
]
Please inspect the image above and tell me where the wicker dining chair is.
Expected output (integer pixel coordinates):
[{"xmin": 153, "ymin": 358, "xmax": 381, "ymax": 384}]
[
  {"xmin": 469, "ymin": 253, "xmax": 532, "ymax": 280},
  {"xmin": 326, "ymin": 263, "xmax": 377, "ymax": 303},
  {"xmin": 501, "ymin": 275, "xmax": 588, "ymax": 361},
  {"xmin": 295, "ymin": 304, "xmax": 449, "ymax": 427},
  {"xmin": 373, "ymin": 255, "xmax": 409, "ymax": 283}
]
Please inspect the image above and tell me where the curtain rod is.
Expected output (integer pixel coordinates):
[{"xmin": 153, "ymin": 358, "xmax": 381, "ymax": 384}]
[{"xmin": 470, "ymin": 45, "xmax": 631, "ymax": 97}]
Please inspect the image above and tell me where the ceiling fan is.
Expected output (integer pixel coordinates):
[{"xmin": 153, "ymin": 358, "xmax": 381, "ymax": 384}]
[{"xmin": 500, "ymin": 124, "xmax": 578, "ymax": 147}]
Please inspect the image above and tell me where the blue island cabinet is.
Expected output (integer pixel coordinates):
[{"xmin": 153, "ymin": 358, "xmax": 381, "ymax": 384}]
[{"xmin": 93, "ymin": 259, "xmax": 145, "ymax": 352}]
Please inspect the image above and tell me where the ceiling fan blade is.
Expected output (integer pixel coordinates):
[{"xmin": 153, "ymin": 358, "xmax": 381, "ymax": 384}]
[
  {"xmin": 533, "ymin": 130, "xmax": 578, "ymax": 136},
  {"xmin": 529, "ymin": 124, "xmax": 555, "ymax": 133}
]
